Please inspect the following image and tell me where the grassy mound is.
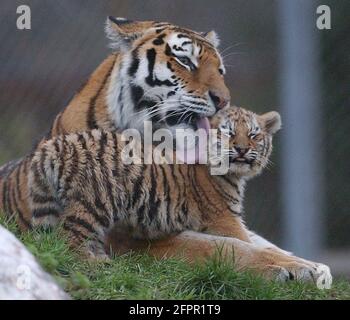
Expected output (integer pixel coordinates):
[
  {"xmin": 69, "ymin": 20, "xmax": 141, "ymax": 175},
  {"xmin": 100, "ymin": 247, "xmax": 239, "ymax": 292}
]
[{"xmin": 1, "ymin": 216, "xmax": 349, "ymax": 300}]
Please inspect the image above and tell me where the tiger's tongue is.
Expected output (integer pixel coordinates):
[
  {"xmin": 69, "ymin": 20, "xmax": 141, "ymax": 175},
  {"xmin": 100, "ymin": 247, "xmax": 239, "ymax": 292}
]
[
  {"xmin": 196, "ymin": 116, "xmax": 211, "ymax": 134},
  {"xmin": 176, "ymin": 117, "xmax": 210, "ymax": 164}
]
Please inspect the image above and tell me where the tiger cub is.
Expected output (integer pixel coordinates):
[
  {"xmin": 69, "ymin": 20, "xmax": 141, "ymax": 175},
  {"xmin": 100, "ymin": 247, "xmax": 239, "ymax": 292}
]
[{"xmin": 28, "ymin": 106, "xmax": 281, "ymax": 259}]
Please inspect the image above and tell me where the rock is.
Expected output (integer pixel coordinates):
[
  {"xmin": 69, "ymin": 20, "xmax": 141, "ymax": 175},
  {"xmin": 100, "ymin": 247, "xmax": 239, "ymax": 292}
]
[{"xmin": 0, "ymin": 225, "xmax": 70, "ymax": 300}]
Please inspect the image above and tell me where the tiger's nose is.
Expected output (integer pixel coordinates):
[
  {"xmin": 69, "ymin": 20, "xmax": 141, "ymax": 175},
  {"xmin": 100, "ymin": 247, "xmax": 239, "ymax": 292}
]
[{"xmin": 209, "ymin": 91, "xmax": 230, "ymax": 110}]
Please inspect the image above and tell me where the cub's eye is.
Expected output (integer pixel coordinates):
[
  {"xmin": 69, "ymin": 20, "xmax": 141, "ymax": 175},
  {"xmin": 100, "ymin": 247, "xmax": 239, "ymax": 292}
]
[
  {"xmin": 219, "ymin": 127, "xmax": 232, "ymax": 137},
  {"xmin": 219, "ymin": 68, "xmax": 224, "ymax": 75},
  {"xmin": 175, "ymin": 56, "xmax": 196, "ymax": 71},
  {"xmin": 248, "ymin": 132, "xmax": 258, "ymax": 139}
]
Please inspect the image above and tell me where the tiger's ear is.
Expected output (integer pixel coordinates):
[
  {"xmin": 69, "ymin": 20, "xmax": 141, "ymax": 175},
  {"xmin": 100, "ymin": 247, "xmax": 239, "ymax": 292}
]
[
  {"xmin": 105, "ymin": 17, "xmax": 154, "ymax": 51},
  {"xmin": 260, "ymin": 111, "xmax": 282, "ymax": 134},
  {"xmin": 204, "ymin": 31, "xmax": 220, "ymax": 47}
]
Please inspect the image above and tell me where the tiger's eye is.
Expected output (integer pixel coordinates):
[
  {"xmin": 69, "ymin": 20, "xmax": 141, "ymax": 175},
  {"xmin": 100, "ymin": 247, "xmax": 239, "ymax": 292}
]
[{"xmin": 176, "ymin": 56, "xmax": 196, "ymax": 71}]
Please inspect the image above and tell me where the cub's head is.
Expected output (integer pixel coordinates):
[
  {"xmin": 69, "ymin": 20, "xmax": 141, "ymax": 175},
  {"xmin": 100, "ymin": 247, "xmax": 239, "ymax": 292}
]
[
  {"xmin": 106, "ymin": 17, "xmax": 230, "ymax": 133},
  {"xmin": 209, "ymin": 106, "xmax": 281, "ymax": 177}
]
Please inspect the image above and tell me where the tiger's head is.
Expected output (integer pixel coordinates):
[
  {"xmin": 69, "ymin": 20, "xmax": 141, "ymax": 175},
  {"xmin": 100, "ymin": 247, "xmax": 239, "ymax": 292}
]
[
  {"xmin": 106, "ymin": 17, "xmax": 230, "ymax": 134},
  {"xmin": 209, "ymin": 106, "xmax": 281, "ymax": 178}
]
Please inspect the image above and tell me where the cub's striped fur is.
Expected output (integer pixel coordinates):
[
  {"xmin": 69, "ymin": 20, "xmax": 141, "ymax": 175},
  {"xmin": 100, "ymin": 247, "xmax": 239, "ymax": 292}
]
[
  {"xmin": 28, "ymin": 106, "xmax": 281, "ymax": 259},
  {"xmin": 0, "ymin": 17, "xmax": 230, "ymax": 229}
]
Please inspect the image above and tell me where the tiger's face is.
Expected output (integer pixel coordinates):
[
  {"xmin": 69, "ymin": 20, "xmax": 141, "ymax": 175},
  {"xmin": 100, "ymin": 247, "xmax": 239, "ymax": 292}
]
[
  {"xmin": 209, "ymin": 106, "xmax": 281, "ymax": 178},
  {"xmin": 106, "ymin": 17, "xmax": 230, "ymax": 134}
]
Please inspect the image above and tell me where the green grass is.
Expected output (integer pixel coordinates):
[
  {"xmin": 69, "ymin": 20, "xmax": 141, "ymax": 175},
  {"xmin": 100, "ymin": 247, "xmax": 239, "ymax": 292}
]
[{"xmin": 1, "ymin": 216, "xmax": 350, "ymax": 300}]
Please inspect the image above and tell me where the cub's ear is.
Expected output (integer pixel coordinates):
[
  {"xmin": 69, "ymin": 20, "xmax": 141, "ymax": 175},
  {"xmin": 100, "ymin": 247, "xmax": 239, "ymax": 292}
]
[
  {"xmin": 105, "ymin": 17, "xmax": 154, "ymax": 51},
  {"xmin": 204, "ymin": 30, "xmax": 220, "ymax": 47},
  {"xmin": 260, "ymin": 111, "xmax": 282, "ymax": 134}
]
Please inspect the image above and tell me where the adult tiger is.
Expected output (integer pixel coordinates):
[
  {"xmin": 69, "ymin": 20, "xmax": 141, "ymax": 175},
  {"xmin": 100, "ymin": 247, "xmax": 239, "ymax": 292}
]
[
  {"xmin": 0, "ymin": 17, "xmax": 230, "ymax": 229},
  {"xmin": 0, "ymin": 18, "xmax": 292, "ymax": 271}
]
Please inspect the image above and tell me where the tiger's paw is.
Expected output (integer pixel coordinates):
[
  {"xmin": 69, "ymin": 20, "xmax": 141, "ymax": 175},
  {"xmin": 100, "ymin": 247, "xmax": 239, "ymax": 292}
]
[
  {"xmin": 263, "ymin": 261, "xmax": 332, "ymax": 289},
  {"xmin": 254, "ymin": 248, "xmax": 332, "ymax": 289}
]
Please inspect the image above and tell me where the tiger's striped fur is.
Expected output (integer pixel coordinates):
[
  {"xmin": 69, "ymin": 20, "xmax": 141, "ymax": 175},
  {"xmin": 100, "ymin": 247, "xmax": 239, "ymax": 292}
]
[
  {"xmin": 28, "ymin": 106, "xmax": 281, "ymax": 259},
  {"xmin": 0, "ymin": 17, "xmax": 230, "ymax": 229}
]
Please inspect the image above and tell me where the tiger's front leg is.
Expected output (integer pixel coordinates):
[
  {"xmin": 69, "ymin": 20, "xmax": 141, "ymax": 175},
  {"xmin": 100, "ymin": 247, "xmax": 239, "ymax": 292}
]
[
  {"xmin": 107, "ymin": 229, "xmax": 331, "ymax": 287},
  {"xmin": 247, "ymin": 230, "xmax": 292, "ymax": 255},
  {"xmin": 203, "ymin": 210, "xmax": 251, "ymax": 242},
  {"xmin": 199, "ymin": 212, "xmax": 332, "ymax": 287}
]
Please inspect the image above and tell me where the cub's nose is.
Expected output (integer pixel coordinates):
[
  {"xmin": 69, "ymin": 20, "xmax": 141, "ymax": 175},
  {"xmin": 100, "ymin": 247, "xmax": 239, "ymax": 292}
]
[
  {"xmin": 209, "ymin": 91, "xmax": 229, "ymax": 110},
  {"xmin": 235, "ymin": 146, "xmax": 249, "ymax": 156}
]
